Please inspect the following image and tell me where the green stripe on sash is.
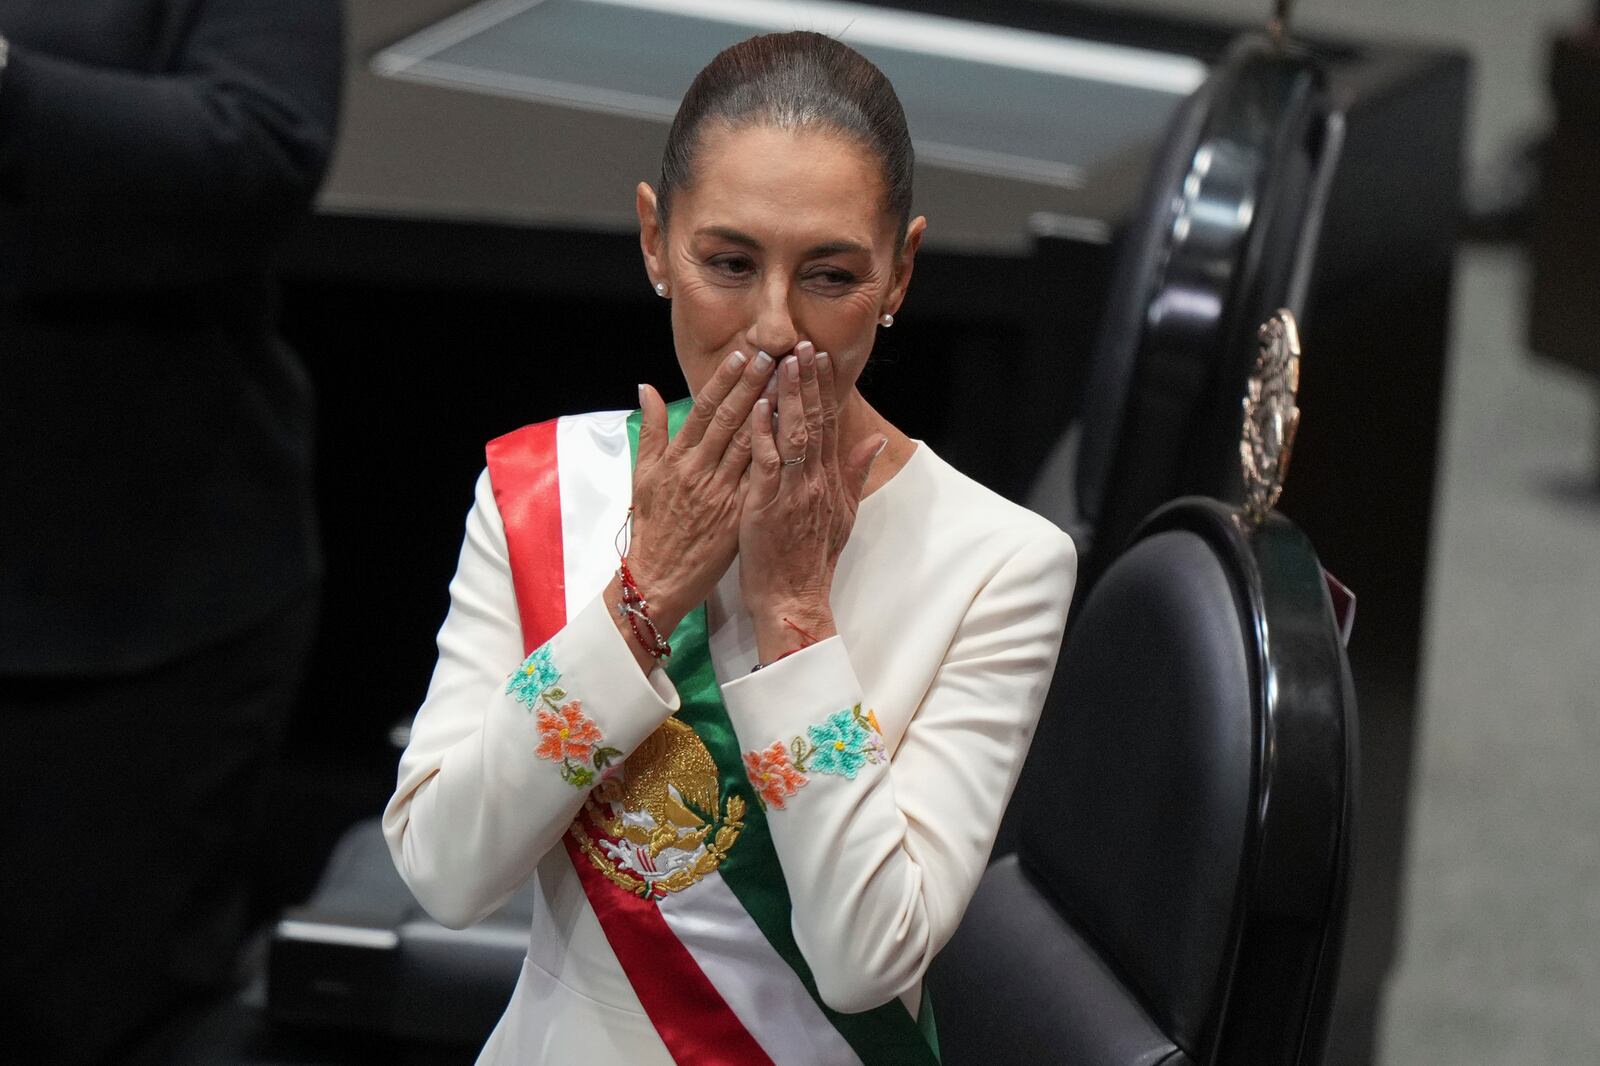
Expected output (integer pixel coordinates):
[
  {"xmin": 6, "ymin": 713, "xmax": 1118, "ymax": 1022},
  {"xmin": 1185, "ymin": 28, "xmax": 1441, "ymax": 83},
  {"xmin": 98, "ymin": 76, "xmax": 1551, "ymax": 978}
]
[{"xmin": 628, "ymin": 401, "xmax": 939, "ymax": 1065}]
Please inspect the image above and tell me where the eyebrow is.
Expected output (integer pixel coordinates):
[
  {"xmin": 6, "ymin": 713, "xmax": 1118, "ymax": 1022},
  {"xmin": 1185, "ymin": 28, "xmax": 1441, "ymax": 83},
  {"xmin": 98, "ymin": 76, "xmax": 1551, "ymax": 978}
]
[{"xmin": 695, "ymin": 226, "xmax": 869, "ymax": 258}]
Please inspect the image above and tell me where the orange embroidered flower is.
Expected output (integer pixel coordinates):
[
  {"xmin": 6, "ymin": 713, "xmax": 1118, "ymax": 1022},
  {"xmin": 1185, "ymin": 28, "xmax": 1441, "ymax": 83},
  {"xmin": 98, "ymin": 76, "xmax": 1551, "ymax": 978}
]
[
  {"xmin": 744, "ymin": 742, "xmax": 807, "ymax": 810},
  {"xmin": 535, "ymin": 700, "xmax": 602, "ymax": 764}
]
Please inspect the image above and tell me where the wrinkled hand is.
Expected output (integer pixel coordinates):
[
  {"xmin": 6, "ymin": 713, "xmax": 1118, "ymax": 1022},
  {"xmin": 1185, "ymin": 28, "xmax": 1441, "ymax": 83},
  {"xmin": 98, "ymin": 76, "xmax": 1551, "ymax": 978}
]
[
  {"xmin": 738, "ymin": 341, "xmax": 884, "ymax": 662},
  {"xmin": 628, "ymin": 350, "xmax": 773, "ymax": 638}
]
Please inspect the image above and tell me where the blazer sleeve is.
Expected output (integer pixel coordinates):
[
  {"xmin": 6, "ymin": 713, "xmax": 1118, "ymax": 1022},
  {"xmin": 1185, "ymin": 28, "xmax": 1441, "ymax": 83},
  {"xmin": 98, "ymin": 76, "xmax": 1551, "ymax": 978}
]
[
  {"xmin": 720, "ymin": 527, "xmax": 1076, "ymax": 1014},
  {"xmin": 383, "ymin": 470, "xmax": 681, "ymax": 929},
  {"xmin": 0, "ymin": 0, "xmax": 343, "ymax": 294}
]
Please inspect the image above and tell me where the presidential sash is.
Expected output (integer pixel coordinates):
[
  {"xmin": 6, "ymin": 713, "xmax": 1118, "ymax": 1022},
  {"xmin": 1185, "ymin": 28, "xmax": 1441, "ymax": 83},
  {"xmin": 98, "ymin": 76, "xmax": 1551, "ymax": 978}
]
[{"xmin": 485, "ymin": 404, "xmax": 939, "ymax": 1065}]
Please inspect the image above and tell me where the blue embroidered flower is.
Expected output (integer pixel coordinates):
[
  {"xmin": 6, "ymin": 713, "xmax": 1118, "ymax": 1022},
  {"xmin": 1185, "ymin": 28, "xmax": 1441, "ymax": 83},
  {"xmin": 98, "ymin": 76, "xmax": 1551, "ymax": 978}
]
[
  {"xmin": 804, "ymin": 707, "xmax": 873, "ymax": 780},
  {"xmin": 507, "ymin": 644, "xmax": 561, "ymax": 707},
  {"xmin": 746, "ymin": 705, "xmax": 886, "ymax": 807}
]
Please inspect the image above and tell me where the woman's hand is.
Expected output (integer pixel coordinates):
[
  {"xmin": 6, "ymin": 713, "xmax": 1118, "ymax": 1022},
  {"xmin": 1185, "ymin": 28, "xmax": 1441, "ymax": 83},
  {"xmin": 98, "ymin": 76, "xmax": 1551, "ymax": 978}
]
[
  {"xmin": 626, "ymin": 350, "xmax": 774, "ymax": 642},
  {"xmin": 739, "ymin": 341, "xmax": 884, "ymax": 663}
]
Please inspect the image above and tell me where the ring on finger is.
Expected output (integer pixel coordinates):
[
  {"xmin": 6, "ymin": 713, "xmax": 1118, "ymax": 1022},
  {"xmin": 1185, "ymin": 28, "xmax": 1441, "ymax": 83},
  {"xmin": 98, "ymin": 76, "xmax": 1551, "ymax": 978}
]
[{"xmin": 781, "ymin": 454, "xmax": 806, "ymax": 467}]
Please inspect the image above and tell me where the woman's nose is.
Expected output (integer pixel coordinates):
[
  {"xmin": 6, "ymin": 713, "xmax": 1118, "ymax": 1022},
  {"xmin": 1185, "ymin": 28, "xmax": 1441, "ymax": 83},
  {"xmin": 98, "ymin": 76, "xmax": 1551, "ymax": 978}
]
[{"xmin": 747, "ymin": 277, "xmax": 798, "ymax": 357}]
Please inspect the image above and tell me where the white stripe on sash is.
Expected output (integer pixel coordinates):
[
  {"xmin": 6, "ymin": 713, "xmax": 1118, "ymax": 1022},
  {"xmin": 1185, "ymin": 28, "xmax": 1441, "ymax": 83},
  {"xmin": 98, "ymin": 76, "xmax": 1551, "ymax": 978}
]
[
  {"xmin": 657, "ymin": 875, "xmax": 863, "ymax": 1066},
  {"xmin": 556, "ymin": 409, "xmax": 635, "ymax": 616},
  {"xmin": 553, "ymin": 411, "xmax": 863, "ymax": 1066}
]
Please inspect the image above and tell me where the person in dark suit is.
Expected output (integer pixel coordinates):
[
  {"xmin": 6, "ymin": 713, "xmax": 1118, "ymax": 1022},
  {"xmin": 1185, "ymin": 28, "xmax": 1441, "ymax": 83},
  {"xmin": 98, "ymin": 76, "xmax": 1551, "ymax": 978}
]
[{"xmin": 0, "ymin": 2, "xmax": 341, "ymax": 1061}]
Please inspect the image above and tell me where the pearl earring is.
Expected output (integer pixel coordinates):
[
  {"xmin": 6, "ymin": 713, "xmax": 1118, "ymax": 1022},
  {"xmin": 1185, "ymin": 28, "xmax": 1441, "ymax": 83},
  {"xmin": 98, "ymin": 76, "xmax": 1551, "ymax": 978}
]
[
  {"xmin": 880, "ymin": 312, "xmax": 894, "ymax": 328},
  {"xmin": 654, "ymin": 281, "xmax": 668, "ymax": 297}
]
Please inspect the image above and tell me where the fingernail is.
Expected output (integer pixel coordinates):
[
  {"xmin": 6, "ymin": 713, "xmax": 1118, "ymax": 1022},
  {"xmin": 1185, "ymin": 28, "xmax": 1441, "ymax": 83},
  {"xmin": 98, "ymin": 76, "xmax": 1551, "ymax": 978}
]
[
  {"xmin": 784, "ymin": 356, "xmax": 799, "ymax": 380},
  {"xmin": 757, "ymin": 398, "xmax": 770, "ymax": 417},
  {"xmin": 816, "ymin": 352, "xmax": 831, "ymax": 371},
  {"xmin": 874, "ymin": 436, "xmax": 889, "ymax": 458},
  {"xmin": 755, "ymin": 350, "xmax": 773, "ymax": 370},
  {"xmin": 728, "ymin": 350, "xmax": 748, "ymax": 368},
  {"xmin": 796, "ymin": 340, "xmax": 814, "ymax": 357},
  {"xmin": 637, "ymin": 383, "xmax": 646, "ymax": 403}
]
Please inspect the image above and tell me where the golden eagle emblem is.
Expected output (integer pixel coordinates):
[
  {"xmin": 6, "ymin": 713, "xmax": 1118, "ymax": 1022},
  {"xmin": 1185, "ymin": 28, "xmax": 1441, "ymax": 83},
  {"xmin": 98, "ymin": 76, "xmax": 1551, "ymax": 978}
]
[{"xmin": 568, "ymin": 716, "xmax": 744, "ymax": 899}]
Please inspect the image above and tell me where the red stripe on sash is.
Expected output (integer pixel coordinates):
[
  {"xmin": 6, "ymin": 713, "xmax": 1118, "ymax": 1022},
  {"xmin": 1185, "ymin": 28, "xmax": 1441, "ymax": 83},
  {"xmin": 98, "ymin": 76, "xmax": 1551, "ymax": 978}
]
[
  {"xmin": 486, "ymin": 420, "xmax": 565, "ymax": 647},
  {"xmin": 485, "ymin": 420, "xmax": 775, "ymax": 1066},
  {"xmin": 562, "ymin": 831, "xmax": 776, "ymax": 1064}
]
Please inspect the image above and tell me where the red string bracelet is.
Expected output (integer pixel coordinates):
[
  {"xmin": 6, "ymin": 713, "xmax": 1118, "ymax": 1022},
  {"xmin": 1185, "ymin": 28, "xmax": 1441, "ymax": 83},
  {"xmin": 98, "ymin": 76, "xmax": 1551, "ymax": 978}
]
[
  {"xmin": 613, "ymin": 507, "xmax": 671, "ymax": 662},
  {"xmin": 751, "ymin": 617, "xmax": 821, "ymax": 672},
  {"xmin": 783, "ymin": 617, "xmax": 821, "ymax": 646},
  {"xmin": 616, "ymin": 563, "xmax": 671, "ymax": 661}
]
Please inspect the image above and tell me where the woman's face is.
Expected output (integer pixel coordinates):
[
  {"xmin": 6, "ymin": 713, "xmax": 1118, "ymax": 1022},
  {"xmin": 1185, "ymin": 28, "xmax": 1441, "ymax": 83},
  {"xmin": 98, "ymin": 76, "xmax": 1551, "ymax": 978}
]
[{"xmin": 637, "ymin": 123, "xmax": 925, "ymax": 397}]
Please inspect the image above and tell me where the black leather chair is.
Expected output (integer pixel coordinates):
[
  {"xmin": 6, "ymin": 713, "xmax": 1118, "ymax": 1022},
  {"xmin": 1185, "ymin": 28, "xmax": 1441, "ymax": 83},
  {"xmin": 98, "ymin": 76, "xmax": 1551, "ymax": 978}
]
[
  {"xmin": 928, "ymin": 498, "xmax": 1356, "ymax": 1066},
  {"xmin": 268, "ymin": 810, "xmax": 533, "ymax": 1047},
  {"xmin": 1029, "ymin": 32, "xmax": 1343, "ymax": 601}
]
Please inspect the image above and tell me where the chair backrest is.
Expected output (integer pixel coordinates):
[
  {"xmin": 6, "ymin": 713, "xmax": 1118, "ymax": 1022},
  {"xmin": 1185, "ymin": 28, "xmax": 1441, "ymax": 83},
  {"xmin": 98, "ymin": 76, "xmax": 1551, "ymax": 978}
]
[
  {"xmin": 929, "ymin": 498, "xmax": 1355, "ymax": 1066},
  {"xmin": 1030, "ymin": 34, "xmax": 1342, "ymax": 597}
]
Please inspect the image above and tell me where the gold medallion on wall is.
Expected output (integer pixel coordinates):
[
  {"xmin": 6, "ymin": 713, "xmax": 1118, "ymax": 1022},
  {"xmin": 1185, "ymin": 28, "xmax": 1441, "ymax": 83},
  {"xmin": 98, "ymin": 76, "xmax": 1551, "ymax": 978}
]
[
  {"xmin": 1241, "ymin": 308, "xmax": 1303, "ymax": 527},
  {"xmin": 567, "ymin": 716, "xmax": 744, "ymax": 899}
]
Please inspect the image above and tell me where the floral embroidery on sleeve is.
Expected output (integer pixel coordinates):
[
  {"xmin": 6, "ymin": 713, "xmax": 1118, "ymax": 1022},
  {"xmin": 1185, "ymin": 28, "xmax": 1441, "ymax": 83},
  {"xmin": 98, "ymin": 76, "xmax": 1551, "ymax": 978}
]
[
  {"xmin": 744, "ymin": 743, "xmax": 808, "ymax": 810},
  {"xmin": 744, "ymin": 704, "xmax": 886, "ymax": 810},
  {"xmin": 507, "ymin": 644, "xmax": 622, "ymax": 789}
]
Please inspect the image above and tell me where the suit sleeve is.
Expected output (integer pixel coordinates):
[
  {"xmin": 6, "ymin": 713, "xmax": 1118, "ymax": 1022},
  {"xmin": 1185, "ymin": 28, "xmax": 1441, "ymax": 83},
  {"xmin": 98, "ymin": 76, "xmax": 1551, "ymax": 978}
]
[
  {"xmin": 383, "ymin": 470, "xmax": 681, "ymax": 929},
  {"xmin": 720, "ymin": 528, "xmax": 1076, "ymax": 1013},
  {"xmin": 0, "ymin": 0, "xmax": 343, "ymax": 294}
]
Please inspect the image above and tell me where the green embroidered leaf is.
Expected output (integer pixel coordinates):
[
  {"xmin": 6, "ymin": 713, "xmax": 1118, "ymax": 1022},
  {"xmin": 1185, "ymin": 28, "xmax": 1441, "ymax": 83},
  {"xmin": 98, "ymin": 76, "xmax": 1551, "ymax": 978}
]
[{"xmin": 593, "ymin": 746, "xmax": 623, "ymax": 770}]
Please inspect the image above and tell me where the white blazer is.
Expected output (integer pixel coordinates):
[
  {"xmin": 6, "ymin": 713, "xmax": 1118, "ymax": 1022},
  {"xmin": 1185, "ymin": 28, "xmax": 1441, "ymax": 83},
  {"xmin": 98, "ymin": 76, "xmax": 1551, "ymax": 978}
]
[{"xmin": 384, "ymin": 434, "xmax": 1076, "ymax": 1063}]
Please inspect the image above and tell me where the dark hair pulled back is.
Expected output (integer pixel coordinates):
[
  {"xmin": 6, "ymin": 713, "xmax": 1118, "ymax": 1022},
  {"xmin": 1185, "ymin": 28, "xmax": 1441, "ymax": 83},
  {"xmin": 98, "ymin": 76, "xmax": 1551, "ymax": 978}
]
[{"xmin": 659, "ymin": 31, "xmax": 914, "ymax": 245}]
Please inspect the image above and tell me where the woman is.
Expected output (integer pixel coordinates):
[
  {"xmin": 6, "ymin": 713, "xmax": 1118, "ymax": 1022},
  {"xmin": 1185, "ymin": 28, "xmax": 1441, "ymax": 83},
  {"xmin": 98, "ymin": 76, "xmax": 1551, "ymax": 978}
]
[{"xmin": 385, "ymin": 31, "xmax": 1075, "ymax": 1065}]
